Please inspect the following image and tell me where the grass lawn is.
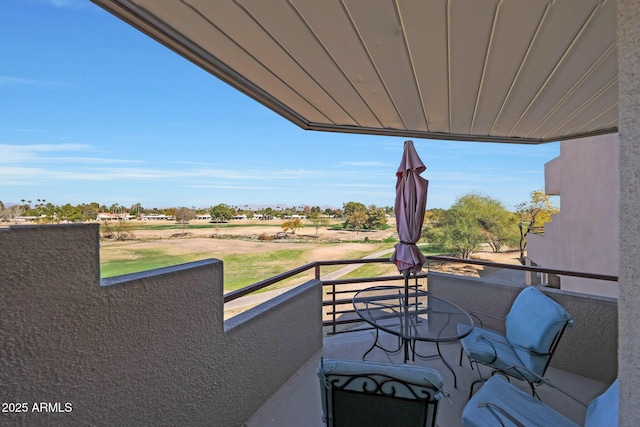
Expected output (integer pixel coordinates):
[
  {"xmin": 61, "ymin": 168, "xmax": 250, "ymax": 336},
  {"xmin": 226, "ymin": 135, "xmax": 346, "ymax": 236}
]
[
  {"xmin": 101, "ymin": 239, "xmax": 396, "ymax": 291},
  {"xmin": 100, "ymin": 249, "xmax": 206, "ymax": 278}
]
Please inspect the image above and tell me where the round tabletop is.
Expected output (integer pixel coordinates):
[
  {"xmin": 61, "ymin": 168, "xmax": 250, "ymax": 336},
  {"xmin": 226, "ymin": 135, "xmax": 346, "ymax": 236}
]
[{"xmin": 353, "ymin": 285, "xmax": 474, "ymax": 343}]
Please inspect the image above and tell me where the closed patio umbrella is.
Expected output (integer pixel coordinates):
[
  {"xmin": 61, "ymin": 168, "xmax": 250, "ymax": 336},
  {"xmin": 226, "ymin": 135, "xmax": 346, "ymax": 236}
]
[{"xmin": 390, "ymin": 140, "xmax": 429, "ymax": 302}]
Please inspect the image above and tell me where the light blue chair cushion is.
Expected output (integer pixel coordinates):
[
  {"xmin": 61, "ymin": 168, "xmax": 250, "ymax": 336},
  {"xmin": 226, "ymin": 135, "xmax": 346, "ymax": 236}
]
[
  {"xmin": 317, "ymin": 358, "xmax": 444, "ymax": 424},
  {"xmin": 458, "ymin": 325, "xmax": 538, "ymax": 383},
  {"xmin": 505, "ymin": 287, "xmax": 573, "ymax": 375},
  {"xmin": 584, "ymin": 379, "xmax": 618, "ymax": 427},
  {"xmin": 462, "ymin": 376, "xmax": 579, "ymax": 427}
]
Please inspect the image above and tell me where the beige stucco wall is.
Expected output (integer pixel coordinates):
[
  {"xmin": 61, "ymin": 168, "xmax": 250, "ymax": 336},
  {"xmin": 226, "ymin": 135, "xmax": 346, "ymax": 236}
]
[
  {"xmin": 527, "ymin": 133, "xmax": 620, "ymax": 298},
  {"xmin": 428, "ymin": 272, "xmax": 618, "ymax": 384},
  {"xmin": 0, "ymin": 224, "xmax": 322, "ymax": 426},
  {"xmin": 618, "ymin": 0, "xmax": 640, "ymax": 424}
]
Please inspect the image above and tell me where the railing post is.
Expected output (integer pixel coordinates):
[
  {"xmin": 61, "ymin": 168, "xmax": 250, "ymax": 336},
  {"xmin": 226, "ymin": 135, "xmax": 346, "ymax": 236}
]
[{"xmin": 332, "ymin": 281, "xmax": 337, "ymax": 335}]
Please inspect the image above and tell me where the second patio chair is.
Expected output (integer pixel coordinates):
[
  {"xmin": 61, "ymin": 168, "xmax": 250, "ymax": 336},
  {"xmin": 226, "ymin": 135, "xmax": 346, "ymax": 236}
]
[{"xmin": 458, "ymin": 286, "xmax": 573, "ymax": 397}]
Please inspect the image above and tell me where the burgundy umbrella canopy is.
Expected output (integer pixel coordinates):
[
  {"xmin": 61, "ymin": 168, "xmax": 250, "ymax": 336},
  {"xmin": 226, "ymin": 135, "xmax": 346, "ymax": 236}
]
[{"xmin": 390, "ymin": 140, "xmax": 429, "ymax": 275}]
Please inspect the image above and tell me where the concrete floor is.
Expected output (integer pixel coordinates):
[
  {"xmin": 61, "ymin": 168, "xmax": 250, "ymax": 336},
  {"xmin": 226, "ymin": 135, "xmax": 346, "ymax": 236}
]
[{"xmin": 247, "ymin": 330, "xmax": 608, "ymax": 427}]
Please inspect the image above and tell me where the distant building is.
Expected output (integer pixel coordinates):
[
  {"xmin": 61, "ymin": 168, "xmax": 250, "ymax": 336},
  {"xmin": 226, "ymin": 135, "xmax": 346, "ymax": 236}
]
[
  {"xmin": 97, "ymin": 212, "xmax": 132, "ymax": 221},
  {"xmin": 140, "ymin": 214, "xmax": 172, "ymax": 221},
  {"xmin": 253, "ymin": 214, "xmax": 274, "ymax": 220}
]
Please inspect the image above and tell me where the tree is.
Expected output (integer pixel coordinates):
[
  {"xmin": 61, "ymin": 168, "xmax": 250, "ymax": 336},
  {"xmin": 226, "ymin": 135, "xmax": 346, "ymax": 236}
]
[
  {"xmin": 424, "ymin": 208, "xmax": 446, "ymax": 226},
  {"xmin": 423, "ymin": 193, "xmax": 515, "ymax": 258},
  {"xmin": 80, "ymin": 202, "xmax": 101, "ymax": 221},
  {"xmin": 365, "ymin": 205, "xmax": 388, "ymax": 230},
  {"xmin": 176, "ymin": 207, "xmax": 196, "ymax": 236},
  {"xmin": 209, "ymin": 204, "xmax": 233, "ymax": 223},
  {"xmin": 347, "ymin": 211, "xmax": 367, "ymax": 233},
  {"xmin": 58, "ymin": 203, "xmax": 83, "ymax": 223},
  {"xmin": 515, "ymin": 190, "xmax": 560, "ymax": 264},
  {"xmin": 342, "ymin": 201, "xmax": 367, "ymax": 231},
  {"xmin": 175, "ymin": 207, "xmax": 195, "ymax": 223},
  {"xmin": 100, "ymin": 218, "xmax": 133, "ymax": 241},
  {"xmin": 474, "ymin": 198, "xmax": 519, "ymax": 252},
  {"xmin": 340, "ymin": 202, "xmax": 388, "ymax": 231},
  {"xmin": 281, "ymin": 218, "xmax": 302, "ymax": 234},
  {"xmin": 3, "ymin": 204, "xmax": 23, "ymax": 224},
  {"xmin": 175, "ymin": 207, "xmax": 196, "ymax": 236},
  {"xmin": 308, "ymin": 212, "xmax": 330, "ymax": 237},
  {"xmin": 343, "ymin": 201, "xmax": 366, "ymax": 217},
  {"xmin": 130, "ymin": 203, "xmax": 143, "ymax": 219}
]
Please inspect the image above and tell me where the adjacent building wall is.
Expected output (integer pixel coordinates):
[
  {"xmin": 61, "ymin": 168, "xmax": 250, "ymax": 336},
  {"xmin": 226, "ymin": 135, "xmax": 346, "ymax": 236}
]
[
  {"xmin": 527, "ymin": 133, "xmax": 620, "ymax": 298},
  {"xmin": 0, "ymin": 224, "xmax": 323, "ymax": 426},
  {"xmin": 428, "ymin": 272, "xmax": 618, "ymax": 384}
]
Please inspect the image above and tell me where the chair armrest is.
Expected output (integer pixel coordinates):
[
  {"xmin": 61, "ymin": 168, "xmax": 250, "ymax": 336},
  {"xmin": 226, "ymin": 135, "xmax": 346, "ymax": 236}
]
[
  {"xmin": 477, "ymin": 402, "xmax": 526, "ymax": 427},
  {"xmin": 479, "ymin": 336, "xmax": 553, "ymax": 358},
  {"xmin": 468, "ymin": 311, "xmax": 505, "ymax": 328},
  {"xmin": 506, "ymin": 365, "xmax": 589, "ymax": 407}
]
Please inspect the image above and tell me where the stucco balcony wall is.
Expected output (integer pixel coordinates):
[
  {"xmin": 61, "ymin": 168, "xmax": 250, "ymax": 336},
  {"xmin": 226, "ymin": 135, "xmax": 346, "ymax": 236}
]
[
  {"xmin": 0, "ymin": 224, "xmax": 322, "ymax": 426},
  {"xmin": 428, "ymin": 271, "xmax": 618, "ymax": 384}
]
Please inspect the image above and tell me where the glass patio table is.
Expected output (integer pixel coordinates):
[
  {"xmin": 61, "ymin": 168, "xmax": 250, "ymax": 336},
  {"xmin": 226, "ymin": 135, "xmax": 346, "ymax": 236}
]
[{"xmin": 353, "ymin": 285, "xmax": 474, "ymax": 387}]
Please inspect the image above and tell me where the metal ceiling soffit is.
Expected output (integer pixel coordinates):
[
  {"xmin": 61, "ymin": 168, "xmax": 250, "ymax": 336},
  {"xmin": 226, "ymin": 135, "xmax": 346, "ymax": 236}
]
[{"xmin": 91, "ymin": 0, "xmax": 618, "ymax": 144}]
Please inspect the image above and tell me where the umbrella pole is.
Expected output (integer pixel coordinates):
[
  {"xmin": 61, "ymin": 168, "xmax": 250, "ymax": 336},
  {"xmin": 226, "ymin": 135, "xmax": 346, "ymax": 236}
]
[
  {"xmin": 403, "ymin": 270, "xmax": 409, "ymax": 362},
  {"xmin": 403, "ymin": 270, "xmax": 410, "ymax": 307}
]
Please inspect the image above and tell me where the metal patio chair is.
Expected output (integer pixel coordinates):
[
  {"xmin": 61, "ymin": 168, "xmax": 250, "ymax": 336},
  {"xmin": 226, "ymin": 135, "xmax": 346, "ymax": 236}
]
[
  {"xmin": 458, "ymin": 286, "xmax": 573, "ymax": 398},
  {"xmin": 462, "ymin": 374, "xmax": 618, "ymax": 427},
  {"xmin": 317, "ymin": 357, "xmax": 447, "ymax": 427}
]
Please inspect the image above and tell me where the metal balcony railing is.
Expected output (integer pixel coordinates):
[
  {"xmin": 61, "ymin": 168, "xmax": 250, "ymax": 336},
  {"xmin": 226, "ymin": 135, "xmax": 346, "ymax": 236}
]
[{"xmin": 223, "ymin": 256, "xmax": 618, "ymax": 334}]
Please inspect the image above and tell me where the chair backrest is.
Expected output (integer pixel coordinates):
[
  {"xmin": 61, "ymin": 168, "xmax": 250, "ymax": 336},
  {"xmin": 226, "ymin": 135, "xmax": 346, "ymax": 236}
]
[
  {"xmin": 317, "ymin": 358, "xmax": 444, "ymax": 427},
  {"xmin": 584, "ymin": 379, "xmax": 618, "ymax": 427},
  {"xmin": 505, "ymin": 286, "xmax": 573, "ymax": 375}
]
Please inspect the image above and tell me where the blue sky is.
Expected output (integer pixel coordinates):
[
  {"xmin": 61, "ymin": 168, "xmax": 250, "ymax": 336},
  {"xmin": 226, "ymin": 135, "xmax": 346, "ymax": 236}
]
[{"xmin": 1, "ymin": 0, "xmax": 559, "ymax": 211}]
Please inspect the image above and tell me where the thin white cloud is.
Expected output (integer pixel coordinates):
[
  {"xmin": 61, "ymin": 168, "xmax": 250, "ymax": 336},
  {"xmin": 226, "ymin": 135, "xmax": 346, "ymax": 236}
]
[
  {"xmin": 427, "ymin": 170, "xmax": 520, "ymax": 183},
  {"xmin": 49, "ymin": 0, "xmax": 79, "ymax": 7},
  {"xmin": 189, "ymin": 184, "xmax": 281, "ymax": 190},
  {"xmin": 42, "ymin": 157, "xmax": 144, "ymax": 165},
  {"xmin": 0, "ymin": 166, "xmax": 115, "ymax": 183},
  {"xmin": 324, "ymin": 183, "xmax": 391, "ymax": 189},
  {"xmin": 340, "ymin": 161, "xmax": 389, "ymax": 167},
  {"xmin": 26, "ymin": 0, "xmax": 92, "ymax": 10},
  {"xmin": 0, "ymin": 143, "xmax": 146, "ymax": 167},
  {"xmin": 0, "ymin": 75, "xmax": 68, "ymax": 87},
  {"xmin": 0, "ymin": 143, "xmax": 91, "ymax": 152},
  {"xmin": 318, "ymin": 188, "xmax": 395, "ymax": 198},
  {"xmin": 0, "ymin": 143, "xmax": 92, "ymax": 163}
]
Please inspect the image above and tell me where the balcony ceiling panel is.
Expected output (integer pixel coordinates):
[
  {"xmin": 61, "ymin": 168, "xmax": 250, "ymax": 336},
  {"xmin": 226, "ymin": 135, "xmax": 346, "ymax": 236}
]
[
  {"xmin": 396, "ymin": 1, "xmax": 449, "ymax": 133},
  {"xmin": 91, "ymin": 0, "xmax": 618, "ymax": 144},
  {"xmin": 288, "ymin": 1, "xmax": 404, "ymax": 129},
  {"xmin": 467, "ymin": 1, "xmax": 560, "ymax": 137}
]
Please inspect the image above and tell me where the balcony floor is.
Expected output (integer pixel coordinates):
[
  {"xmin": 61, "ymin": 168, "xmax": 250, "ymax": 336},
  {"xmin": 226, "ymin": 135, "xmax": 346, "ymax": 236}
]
[{"xmin": 247, "ymin": 329, "xmax": 608, "ymax": 427}]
